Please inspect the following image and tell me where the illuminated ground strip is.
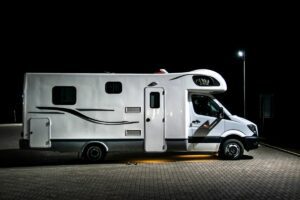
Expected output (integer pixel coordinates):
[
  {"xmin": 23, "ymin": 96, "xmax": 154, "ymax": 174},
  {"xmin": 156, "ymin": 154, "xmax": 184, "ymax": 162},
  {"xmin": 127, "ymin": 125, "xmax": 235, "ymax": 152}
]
[{"xmin": 108, "ymin": 154, "xmax": 218, "ymax": 164}]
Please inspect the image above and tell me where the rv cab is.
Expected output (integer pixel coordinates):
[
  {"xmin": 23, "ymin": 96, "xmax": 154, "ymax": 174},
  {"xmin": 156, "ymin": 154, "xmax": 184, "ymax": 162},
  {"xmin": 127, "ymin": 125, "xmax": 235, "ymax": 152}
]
[{"xmin": 187, "ymin": 93, "xmax": 258, "ymax": 159}]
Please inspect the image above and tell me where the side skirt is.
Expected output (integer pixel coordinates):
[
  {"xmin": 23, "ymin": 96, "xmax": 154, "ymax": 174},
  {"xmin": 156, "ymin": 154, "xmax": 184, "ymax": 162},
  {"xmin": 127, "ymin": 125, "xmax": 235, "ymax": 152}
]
[
  {"xmin": 21, "ymin": 137, "xmax": 222, "ymax": 153},
  {"xmin": 51, "ymin": 139, "xmax": 145, "ymax": 153}
]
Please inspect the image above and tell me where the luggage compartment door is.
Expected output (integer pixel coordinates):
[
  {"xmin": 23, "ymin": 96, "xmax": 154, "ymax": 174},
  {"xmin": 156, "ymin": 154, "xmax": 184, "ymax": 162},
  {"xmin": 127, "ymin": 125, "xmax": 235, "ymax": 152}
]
[{"xmin": 29, "ymin": 118, "xmax": 51, "ymax": 148}]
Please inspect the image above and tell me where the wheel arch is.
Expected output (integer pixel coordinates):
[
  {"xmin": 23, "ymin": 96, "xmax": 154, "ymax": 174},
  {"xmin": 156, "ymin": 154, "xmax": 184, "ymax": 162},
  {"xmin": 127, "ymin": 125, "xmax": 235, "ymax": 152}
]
[
  {"xmin": 221, "ymin": 130, "xmax": 245, "ymax": 138},
  {"xmin": 80, "ymin": 141, "xmax": 109, "ymax": 157},
  {"xmin": 220, "ymin": 130, "xmax": 246, "ymax": 152}
]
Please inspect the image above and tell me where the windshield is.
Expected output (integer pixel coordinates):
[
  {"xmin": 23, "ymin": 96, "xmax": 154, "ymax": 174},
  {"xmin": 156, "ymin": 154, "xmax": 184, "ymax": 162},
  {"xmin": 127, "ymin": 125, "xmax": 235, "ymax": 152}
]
[{"xmin": 212, "ymin": 97, "xmax": 232, "ymax": 116}]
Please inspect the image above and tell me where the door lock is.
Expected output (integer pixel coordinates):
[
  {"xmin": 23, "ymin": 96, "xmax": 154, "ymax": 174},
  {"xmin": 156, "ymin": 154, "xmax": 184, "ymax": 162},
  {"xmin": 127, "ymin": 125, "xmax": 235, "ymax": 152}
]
[
  {"xmin": 146, "ymin": 118, "xmax": 151, "ymax": 122},
  {"xmin": 192, "ymin": 120, "xmax": 200, "ymax": 124}
]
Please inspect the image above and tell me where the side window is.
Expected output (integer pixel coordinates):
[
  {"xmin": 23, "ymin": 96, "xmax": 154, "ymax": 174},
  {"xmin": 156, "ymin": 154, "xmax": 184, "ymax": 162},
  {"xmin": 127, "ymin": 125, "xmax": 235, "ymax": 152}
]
[
  {"xmin": 52, "ymin": 86, "xmax": 76, "ymax": 105},
  {"xmin": 105, "ymin": 82, "xmax": 122, "ymax": 94},
  {"xmin": 192, "ymin": 95, "xmax": 220, "ymax": 117},
  {"xmin": 150, "ymin": 92, "xmax": 160, "ymax": 108}
]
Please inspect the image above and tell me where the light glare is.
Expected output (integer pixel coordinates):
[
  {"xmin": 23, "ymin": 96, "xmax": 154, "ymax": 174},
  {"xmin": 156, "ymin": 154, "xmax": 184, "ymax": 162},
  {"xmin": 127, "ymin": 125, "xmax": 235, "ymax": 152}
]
[{"xmin": 238, "ymin": 51, "xmax": 244, "ymax": 57}]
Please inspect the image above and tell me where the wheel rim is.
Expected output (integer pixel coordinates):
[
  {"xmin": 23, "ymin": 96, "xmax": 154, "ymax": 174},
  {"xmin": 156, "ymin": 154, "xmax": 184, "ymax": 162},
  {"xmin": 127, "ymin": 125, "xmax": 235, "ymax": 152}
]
[
  {"xmin": 224, "ymin": 143, "xmax": 240, "ymax": 159},
  {"xmin": 87, "ymin": 146, "xmax": 102, "ymax": 161}
]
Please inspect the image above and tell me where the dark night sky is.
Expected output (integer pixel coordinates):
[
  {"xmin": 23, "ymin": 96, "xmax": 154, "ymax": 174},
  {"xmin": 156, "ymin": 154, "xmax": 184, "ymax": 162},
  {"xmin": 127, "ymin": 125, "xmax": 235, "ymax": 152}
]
[
  {"xmin": 0, "ymin": 43, "xmax": 292, "ymax": 121},
  {"xmin": 1, "ymin": 5, "xmax": 298, "ymax": 143}
]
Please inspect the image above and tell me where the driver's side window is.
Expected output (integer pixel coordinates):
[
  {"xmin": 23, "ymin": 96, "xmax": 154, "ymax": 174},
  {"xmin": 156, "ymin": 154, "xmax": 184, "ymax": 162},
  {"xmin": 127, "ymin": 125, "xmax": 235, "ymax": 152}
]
[{"xmin": 192, "ymin": 95, "xmax": 220, "ymax": 117}]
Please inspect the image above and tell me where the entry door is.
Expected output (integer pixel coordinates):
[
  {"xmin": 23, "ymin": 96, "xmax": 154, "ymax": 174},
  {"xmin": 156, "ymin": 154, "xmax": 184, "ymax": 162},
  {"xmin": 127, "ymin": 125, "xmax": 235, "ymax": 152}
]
[
  {"xmin": 29, "ymin": 118, "xmax": 51, "ymax": 148},
  {"xmin": 145, "ymin": 87, "xmax": 166, "ymax": 152}
]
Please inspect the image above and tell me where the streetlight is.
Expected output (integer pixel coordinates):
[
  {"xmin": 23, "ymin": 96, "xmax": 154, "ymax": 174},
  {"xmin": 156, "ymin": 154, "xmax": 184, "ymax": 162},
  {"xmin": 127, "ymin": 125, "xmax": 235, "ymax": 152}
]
[{"xmin": 237, "ymin": 50, "xmax": 246, "ymax": 117}]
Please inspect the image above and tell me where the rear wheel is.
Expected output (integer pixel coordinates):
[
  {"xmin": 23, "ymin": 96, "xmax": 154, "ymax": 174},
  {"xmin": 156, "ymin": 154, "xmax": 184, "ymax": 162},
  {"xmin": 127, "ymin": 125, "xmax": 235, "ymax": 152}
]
[
  {"xmin": 84, "ymin": 145, "xmax": 106, "ymax": 162},
  {"xmin": 219, "ymin": 139, "xmax": 244, "ymax": 160}
]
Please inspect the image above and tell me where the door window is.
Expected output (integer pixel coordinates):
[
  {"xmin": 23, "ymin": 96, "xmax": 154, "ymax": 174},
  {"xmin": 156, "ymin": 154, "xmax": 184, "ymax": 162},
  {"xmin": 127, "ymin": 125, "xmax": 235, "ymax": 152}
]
[
  {"xmin": 192, "ymin": 95, "xmax": 220, "ymax": 117},
  {"xmin": 150, "ymin": 92, "xmax": 160, "ymax": 108}
]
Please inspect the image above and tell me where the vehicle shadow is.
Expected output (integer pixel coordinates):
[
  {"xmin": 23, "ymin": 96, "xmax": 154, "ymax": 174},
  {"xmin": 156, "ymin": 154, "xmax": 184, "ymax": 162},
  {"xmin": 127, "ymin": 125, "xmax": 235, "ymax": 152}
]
[
  {"xmin": 0, "ymin": 149, "xmax": 81, "ymax": 168},
  {"xmin": 240, "ymin": 155, "xmax": 254, "ymax": 160},
  {"xmin": 218, "ymin": 154, "xmax": 254, "ymax": 161},
  {"xmin": 0, "ymin": 149, "xmax": 221, "ymax": 168}
]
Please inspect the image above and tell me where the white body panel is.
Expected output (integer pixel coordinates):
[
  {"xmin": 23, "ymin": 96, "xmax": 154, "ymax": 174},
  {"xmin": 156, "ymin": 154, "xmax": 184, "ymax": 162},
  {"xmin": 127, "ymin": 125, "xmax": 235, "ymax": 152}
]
[
  {"xmin": 21, "ymin": 69, "xmax": 257, "ymax": 154},
  {"xmin": 187, "ymin": 143, "xmax": 220, "ymax": 152}
]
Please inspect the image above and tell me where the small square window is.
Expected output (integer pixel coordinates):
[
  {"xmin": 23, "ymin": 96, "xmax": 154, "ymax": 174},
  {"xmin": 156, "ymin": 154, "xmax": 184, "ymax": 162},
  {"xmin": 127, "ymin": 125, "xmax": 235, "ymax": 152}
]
[{"xmin": 105, "ymin": 82, "xmax": 122, "ymax": 94}]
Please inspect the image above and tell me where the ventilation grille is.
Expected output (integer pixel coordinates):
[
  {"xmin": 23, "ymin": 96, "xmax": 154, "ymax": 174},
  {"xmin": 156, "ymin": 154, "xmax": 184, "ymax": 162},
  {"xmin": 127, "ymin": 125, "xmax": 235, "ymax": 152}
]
[
  {"xmin": 125, "ymin": 130, "xmax": 141, "ymax": 136},
  {"xmin": 125, "ymin": 107, "xmax": 141, "ymax": 113}
]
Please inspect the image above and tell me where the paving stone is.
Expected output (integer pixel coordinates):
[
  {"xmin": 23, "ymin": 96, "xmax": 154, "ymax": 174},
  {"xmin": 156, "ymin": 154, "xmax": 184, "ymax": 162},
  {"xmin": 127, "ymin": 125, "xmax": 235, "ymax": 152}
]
[{"xmin": 0, "ymin": 146, "xmax": 299, "ymax": 200}]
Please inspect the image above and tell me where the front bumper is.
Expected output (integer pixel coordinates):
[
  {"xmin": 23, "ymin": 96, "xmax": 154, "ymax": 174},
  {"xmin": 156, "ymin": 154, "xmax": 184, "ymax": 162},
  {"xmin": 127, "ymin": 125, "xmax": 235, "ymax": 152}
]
[{"xmin": 244, "ymin": 136, "xmax": 259, "ymax": 151}]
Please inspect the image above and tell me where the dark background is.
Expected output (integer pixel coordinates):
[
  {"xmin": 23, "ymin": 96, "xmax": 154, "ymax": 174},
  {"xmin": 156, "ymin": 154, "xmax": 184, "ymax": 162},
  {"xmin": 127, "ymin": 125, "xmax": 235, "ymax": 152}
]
[{"xmin": 1, "ymin": 4, "xmax": 298, "ymax": 149}]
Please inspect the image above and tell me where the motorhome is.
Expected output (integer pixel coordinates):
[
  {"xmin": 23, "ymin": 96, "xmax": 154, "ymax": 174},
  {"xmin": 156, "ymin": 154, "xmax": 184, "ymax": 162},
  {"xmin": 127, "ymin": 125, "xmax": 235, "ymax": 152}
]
[{"xmin": 20, "ymin": 69, "xmax": 258, "ymax": 161}]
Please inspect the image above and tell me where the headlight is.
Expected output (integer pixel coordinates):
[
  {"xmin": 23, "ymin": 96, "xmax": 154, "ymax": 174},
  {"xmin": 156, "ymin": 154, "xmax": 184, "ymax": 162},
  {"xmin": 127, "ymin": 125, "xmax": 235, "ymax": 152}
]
[{"xmin": 247, "ymin": 124, "xmax": 257, "ymax": 136}]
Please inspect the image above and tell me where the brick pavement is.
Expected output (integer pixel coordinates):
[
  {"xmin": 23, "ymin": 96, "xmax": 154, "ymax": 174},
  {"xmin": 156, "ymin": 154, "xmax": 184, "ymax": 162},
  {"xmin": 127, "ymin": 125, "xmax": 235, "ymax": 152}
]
[{"xmin": 0, "ymin": 146, "xmax": 299, "ymax": 200}]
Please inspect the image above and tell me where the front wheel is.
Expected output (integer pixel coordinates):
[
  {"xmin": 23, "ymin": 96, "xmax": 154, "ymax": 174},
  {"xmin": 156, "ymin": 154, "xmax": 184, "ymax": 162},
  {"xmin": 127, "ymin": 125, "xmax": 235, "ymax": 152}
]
[{"xmin": 219, "ymin": 139, "xmax": 244, "ymax": 160}]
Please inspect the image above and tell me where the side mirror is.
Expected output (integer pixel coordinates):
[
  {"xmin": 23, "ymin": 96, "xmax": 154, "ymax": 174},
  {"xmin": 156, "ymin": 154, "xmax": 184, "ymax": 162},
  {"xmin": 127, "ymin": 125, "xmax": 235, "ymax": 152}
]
[{"xmin": 218, "ymin": 107, "xmax": 224, "ymax": 119}]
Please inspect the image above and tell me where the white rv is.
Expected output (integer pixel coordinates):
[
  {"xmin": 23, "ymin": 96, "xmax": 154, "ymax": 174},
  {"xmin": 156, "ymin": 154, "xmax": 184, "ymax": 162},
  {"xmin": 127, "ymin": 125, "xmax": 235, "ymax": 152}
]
[{"xmin": 20, "ymin": 69, "xmax": 258, "ymax": 161}]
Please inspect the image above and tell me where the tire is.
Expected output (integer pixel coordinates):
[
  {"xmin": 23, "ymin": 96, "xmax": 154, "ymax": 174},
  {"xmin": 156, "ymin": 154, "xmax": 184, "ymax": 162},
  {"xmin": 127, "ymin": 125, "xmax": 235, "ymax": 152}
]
[
  {"xmin": 219, "ymin": 139, "xmax": 244, "ymax": 160},
  {"xmin": 84, "ymin": 145, "xmax": 106, "ymax": 162}
]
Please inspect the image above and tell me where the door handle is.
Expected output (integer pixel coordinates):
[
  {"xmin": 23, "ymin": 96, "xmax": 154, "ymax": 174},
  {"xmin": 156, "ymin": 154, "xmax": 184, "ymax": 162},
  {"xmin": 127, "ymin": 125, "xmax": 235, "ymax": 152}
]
[
  {"xmin": 192, "ymin": 120, "xmax": 200, "ymax": 124},
  {"xmin": 146, "ymin": 118, "xmax": 151, "ymax": 122}
]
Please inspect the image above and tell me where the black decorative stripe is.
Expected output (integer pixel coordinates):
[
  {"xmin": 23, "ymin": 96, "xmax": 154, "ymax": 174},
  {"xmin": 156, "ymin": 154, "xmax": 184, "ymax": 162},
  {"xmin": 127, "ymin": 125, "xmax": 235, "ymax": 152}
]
[
  {"xmin": 170, "ymin": 74, "xmax": 192, "ymax": 80},
  {"xmin": 208, "ymin": 118, "xmax": 222, "ymax": 130},
  {"xmin": 37, "ymin": 107, "xmax": 139, "ymax": 125},
  {"xmin": 194, "ymin": 118, "xmax": 222, "ymax": 136},
  {"xmin": 148, "ymin": 82, "xmax": 158, "ymax": 86},
  {"xmin": 28, "ymin": 112, "xmax": 64, "ymax": 114},
  {"xmin": 166, "ymin": 138, "xmax": 186, "ymax": 141},
  {"xmin": 76, "ymin": 108, "xmax": 114, "ymax": 111},
  {"xmin": 188, "ymin": 136, "xmax": 222, "ymax": 143}
]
